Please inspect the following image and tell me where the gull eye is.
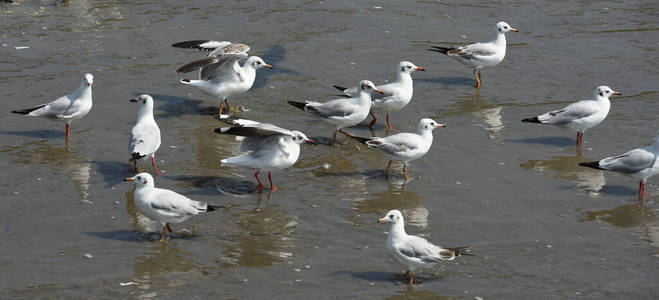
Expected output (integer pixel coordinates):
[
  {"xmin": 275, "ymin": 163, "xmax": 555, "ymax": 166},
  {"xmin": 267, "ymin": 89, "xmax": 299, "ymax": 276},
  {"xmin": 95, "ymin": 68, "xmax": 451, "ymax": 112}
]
[
  {"xmin": 389, "ymin": 214, "xmax": 394, "ymax": 218},
  {"xmin": 137, "ymin": 176, "xmax": 141, "ymax": 180}
]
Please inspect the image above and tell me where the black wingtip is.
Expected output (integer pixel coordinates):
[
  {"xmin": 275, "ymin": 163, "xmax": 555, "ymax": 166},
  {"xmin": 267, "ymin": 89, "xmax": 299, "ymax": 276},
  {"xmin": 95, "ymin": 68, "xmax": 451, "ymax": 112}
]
[
  {"xmin": 11, "ymin": 104, "xmax": 46, "ymax": 115},
  {"xmin": 287, "ymin": 101, "xmax": 307, "ymax": 111},
  {"xmin": 207, "ymin": 204, "xmax": 227, "ymax": 212},
  {"xmin": 171, "ymin": 40, "xmax": 209, "ymax": 49},
  {"xmin": 332, "ymin": 85, "xmax": 348, "ymax": 92},
  {"xmin": 578, "ymin": 161, "xmax": 603, "ymax": 170},
  {"xmin": 521, "ymin": 117, "xmax": 541, "ymax": 123},
  {"xmin": 428, "ymin": 46, "xmax": 451, "ymax": 55},
  {"xmin": 130, "ymin": 152, "xmax": 146, "ymax": 162},
  {"xmin": 448, "ymin": 246, "xmax": 474, "ymax": 257}
]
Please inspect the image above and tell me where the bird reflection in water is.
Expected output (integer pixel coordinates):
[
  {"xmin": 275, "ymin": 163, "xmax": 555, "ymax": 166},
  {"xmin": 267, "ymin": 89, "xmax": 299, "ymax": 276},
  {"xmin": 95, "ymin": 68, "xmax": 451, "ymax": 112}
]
[{"xmin": 520, "ymin": 155, "xmax": 605, "ymax": 196}]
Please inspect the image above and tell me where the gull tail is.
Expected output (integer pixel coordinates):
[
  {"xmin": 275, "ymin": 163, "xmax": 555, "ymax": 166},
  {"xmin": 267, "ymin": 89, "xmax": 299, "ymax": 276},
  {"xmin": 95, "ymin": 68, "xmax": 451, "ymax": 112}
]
[
  {"xmin": 172, "ymin": 40, "xmax": 211, "ymax": 50},
  {"xmin": 220, "ymin": 155, "xmax": 252, "ymax": 166},
  {"xmin": 130, "ymin": 152, "xmax": 146, "ymax": 162},
  {"xmin": 287, "ymin": 101, "xmax": 307, "ymax": 111},
  {"xmin": 428, "ymin": 46, "xmax": 452, "ymax": 55},
  {"xmin": 521, "ymin": 116, "xmax": 541, "ymax": 123},
  {"xmin": 578, "ymin": 161, "xmax": 603, "ymax": 170},
  {"xmin": 12, "ymin": 105, "xmax": 46, "ymax": 115}
]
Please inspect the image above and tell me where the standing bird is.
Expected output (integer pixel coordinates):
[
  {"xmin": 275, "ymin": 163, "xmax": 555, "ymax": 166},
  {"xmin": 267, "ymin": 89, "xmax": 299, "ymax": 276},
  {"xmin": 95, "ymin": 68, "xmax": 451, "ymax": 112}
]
[
  {"xmin": 579, "ymin": 130, "xmax": 659, "ymax": 204},
  {"xmin": 215, "ymin": 116, "xmax": 315, "ymax": 191},
  {"xmin": 522, "ymin": 86, "xmax": 621, "ymax": 154},
  {"xmin": 429, "ymin": 21, "xmax": 518, "ymax": 88},
  {"xmin": 287, "ymin": 80, "xmax": 383, "ymax": 143},
  {"xmin": 333, "ymin": 61, "xmax": 425, "ymax": 130},
  {"xmin": 124, "ymin": 172, "xmax": 224, "ymax": 242},
  {"xmin": 128, "ymin": 94, "xmax": 162, "ymax": 175},
  {"xmin": 173, "ymin": 40, "xmax": 272, "ymax": 114},
  {"xmin": 378, "ymin": 210, "xmax": 470, "ymax": 287},
  {"xmin": 11, "ymin": 73, "xmax": 93, "ymax": 142},
  {"xmin": 348, "ymin": 118, "xmax": 445, "ymax": 180}
]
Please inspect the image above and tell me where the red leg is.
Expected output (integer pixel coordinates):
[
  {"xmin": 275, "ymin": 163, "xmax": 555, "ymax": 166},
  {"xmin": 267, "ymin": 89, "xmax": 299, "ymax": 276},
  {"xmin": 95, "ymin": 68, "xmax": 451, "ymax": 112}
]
[
  {"xmin": 218, "ymin": 97, "xmax": 226, "ymax": 115},
  {"xmin": 132, "ymin": 161, "xmax": 138, "ymax": 173},
  {"xmin": 159, "ymin": 226, "xmax": 167, "ymax": 242},
  {"xmin": 408, "ymin": 271, "xmax": 414, "ymax": 287},
  {"xmin": 65, "ymin": 124, "xmax": 70, "ymax": 141},
  {"xmin": 254, "ymin": 171, "xmax": 263, "ymax": 191},
  {"xmin": 268, "ymin": 172, "xmax": 277, "ymax": 191},
  {"xmin": 385, "ymin": 113, "xmax": 393, "ymax": 131},
  {"xmin": 333, "ymin": 130, "xmax": 338, "ymax": 144},
  {"xmin": 151, "ymin": 156, "xmax": 163, "ymax": 175},
  {"xmin": 576, "ymin": 131, "xmax": 583, "ymax": 155},
  {"xmin": 224, "ymin": 98, "xmax": 231, "ymax": 112},
  {"xmin": 368, "ymin": 111, "xmax": 377, "ymax": 127},
  {"xmin": 639, "ymin": 180, "xmax": 645, "ymax": 203}
]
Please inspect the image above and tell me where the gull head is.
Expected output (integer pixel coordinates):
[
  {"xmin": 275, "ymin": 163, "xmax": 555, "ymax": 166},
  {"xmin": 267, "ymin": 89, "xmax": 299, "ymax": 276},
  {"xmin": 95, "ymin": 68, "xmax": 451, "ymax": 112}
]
[
  {"xmin": 399, "ymin": 61, "xmax": 425, "ymax": 74},
  {"xmin": 594, "ymin": 86, "xmax": 621, "ymax": 99},
  {"xmin": 418, "ymin": 118, "xmax": 446, "ymax": 133},
  {"xmin": 247, "ymin": 56, "xmax": 273, "ymax": 70},
  {"xmin": 378, "ymin": 209, "xmax": 404, "ymax": 224},
  {"xmin": 124, "ymin": 172, "xmax": 155, "ymax": 188},
  {"xmin": 359, "ymin": 80, "xmax": 383, "ymax": 95},
  {"xmin": 290, "ymin": 130, "xmax": 316, "ymax": 145},
  {"xmin": 129, "ymin": 94, "xmax": 154, "ymax": 106},
  {"xmin": 83, "ymin": 73, "xmax": 94, "ymax": 87},
  {"xmin": 496, "ymin": 21, "xmax": 518, "ymax": 33}
]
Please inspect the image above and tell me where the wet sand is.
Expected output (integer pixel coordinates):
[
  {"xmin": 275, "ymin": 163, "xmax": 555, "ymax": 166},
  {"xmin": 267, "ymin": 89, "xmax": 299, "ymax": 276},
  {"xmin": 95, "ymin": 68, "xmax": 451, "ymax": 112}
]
[{"xmin": 1, "ymin": 0, "xmax": 658, "ymax": 298}]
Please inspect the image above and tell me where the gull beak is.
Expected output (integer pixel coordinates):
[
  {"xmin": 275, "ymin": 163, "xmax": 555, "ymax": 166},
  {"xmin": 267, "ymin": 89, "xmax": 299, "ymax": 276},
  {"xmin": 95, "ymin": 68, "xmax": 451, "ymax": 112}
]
[
  {"xmin": 124, "ymin": 177, "xmax": 134, "ymax": 181},
  {"xmin": 415, "ymin": 67, "xmax": 426, "ymax": 71},
  {"xmin": 129, "ymin": 98, "xmax": 137, "ymax": 102},
  {"xmin": 87, "ymin": 82, "xmax": 91, "ymax": 86},
  {"xmin": 510, "ymin": 28, "xmax": 519, "ymax": 32},
  {"xmin": 305, "ymin": 139, "xmax": 317, "ymax": 145},
  {"xmin": 377, "ymin": 218, "xmax": 388, "ymax": 223},
  {"xmin": 264, "ymin": 64, "xmax": 273, "ymax": 69},
  {"xmin": 612, "ymin": 91, "xmax": 622, "ymax": 95},
  {"xmin": 436, "ymin": 123, "xmax": 446, "ymax": 128},
  {"xmin": 374, "ymin": 89, "xmax": 384, "ymax": 95}
]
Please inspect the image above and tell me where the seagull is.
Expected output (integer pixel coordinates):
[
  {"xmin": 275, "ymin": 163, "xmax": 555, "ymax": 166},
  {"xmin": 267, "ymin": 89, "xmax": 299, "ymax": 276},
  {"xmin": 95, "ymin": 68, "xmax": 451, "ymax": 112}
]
[
  {"xmin": 429, "ymin": 21, "xmax": 518, "ymax": 88},
  {"xmin": 124, "ymin": 172, "xmax": 224, "ymax": 242},
  {"xmin": 215, "ymin": 115, "xmax": 315, "ymax": 191},
  {"xmin": 128, "ymin": 94, "xmax": 162, "ymax": 175},
  {"xmin": 522, "ymin": 86, "xmax": 621, "ymax": 154},
  {"xmin": 11, "ymin": 73, "xmax": 93, "ymax": 141},
  {"xmin": 173, "ymin": 40, "xmax": 272, "ymax": 114},
  {"xmin": 579, "ymin": 130, "xmax": 659, "ymax": 204},
  {"xmin": 378, "ymin": 210, "xmax": 470, "ymax": 287},
  {"xmin": 287, "ymin": 80, "xmax": 383, "ymax": 143},
  {"xmin": 348, "ymin": 118, "xmax": 445, "ymax": 180},
  {"xmin": 332, "ymin": 61, "xmax": 425, "ymax": 130}
]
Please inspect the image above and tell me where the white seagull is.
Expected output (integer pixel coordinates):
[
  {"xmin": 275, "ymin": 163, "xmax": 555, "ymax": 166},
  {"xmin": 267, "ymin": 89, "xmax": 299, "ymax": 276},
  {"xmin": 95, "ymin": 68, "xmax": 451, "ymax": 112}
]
[
  {"xmin": 429, "ymin": 21, "xmax": 518, "ymax": 88},
  {"xmin": 215, "ymin": 115, "xmax": 316, "ymax": 191},
  {"xmin": 11, "ymin": 73, "xmax": 93, "ymax": 141},
  {"xmin": 173, "ymin": 40, "xmax": 272, "ymax": 114},
  {"xmin": 349, "ymin": 118, "xmax": 445, "ymax": 180},
  {"xmin": 378, "ymin": 210, "xmax": 470, "ymax": 287},
  {"xmin": 579, "ymin": 130, "xmax": 659, "ymax": 204},
  {"xmin": 128, "ymin": 94, "xmax": 162, "ymax": 175},
  {"xmin": 332, "ymin": 61, "xmax": 425, "ymax": 130},
  {"xmin": 522, "ymin": 86, "xmax": 621, "ymax": 154},
  {"xmin": 124, "ymin": 172, "xmax": 224, "ymax": 242},
  {"xmin": 287, "ymin": 80, "xmax": 383, "ymax": 143}
]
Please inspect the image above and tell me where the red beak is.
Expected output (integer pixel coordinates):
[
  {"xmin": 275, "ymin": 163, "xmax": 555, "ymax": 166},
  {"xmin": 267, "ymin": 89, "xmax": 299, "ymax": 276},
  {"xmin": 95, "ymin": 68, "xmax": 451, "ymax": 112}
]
[
  {"xmin": 612, "ymin": 91, "xmax": 622, "ymax": 95},
  {"xmin": 415, "ymin": 67, "xmax": 425, "ymax": 71},
  {"xmin": 129, "ymin": 98, "xmax": 137, "ymax": 102},
  {"xmin": 306, "ymin": 139, "xmax": 317, "ymax": 145}
]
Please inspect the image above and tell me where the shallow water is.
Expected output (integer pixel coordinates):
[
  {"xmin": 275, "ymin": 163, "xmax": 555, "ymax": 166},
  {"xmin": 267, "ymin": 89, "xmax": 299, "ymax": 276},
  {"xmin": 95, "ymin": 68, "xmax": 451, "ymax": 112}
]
[{"xmin": 1, "ymin": 0, "xmax": 658, "ymax": 298}]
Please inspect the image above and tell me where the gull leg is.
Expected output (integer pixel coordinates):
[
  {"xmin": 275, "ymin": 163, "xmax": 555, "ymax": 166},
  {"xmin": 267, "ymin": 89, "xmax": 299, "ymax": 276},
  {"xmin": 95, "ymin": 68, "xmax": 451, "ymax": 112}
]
[
  {"xmin": 254, "ymin": 171, "xmax": 263, "ymax": 191},
  {"xmin": 339, "ymin": 129, "xmax": 354, "ymax": 137},
  {"xmin": 639, "ymin": 180, "xmax": 645, "ymax": 204},
  {"xmin": 151, "ymin": 156, "xmax": 164, "ymax": 175},
  {"xmin": 333, "ymin": 130, "xmax": 338, "ymax": 144},
  {"xmin": 576, "ymin": 131, "xmax": 583, "ymax": 155},
  {"xmin": 159, "ymin": 226, "xmax": 167, "ymax": 242},
  {"xmin": 268, "ymin": 172, "xmax": 277, "ymax": 191},
  {"xmin": 385, "ymin": 113, "xmax": 394, "ymax": 131},
  {"xmin": 384, "ymin": 160, "xmax": 393, "ymax": 177},
  {"xmin": 132, "ymin": 161, "xmax": 138, "ymax": 173},
  {"xmin": 368, "ymin": 111, "xmax": 377, "ymax": 127},
  {"xmin": 224, "ymin": 98, "xmax": 231, "ymax": 112},
  {"xmin": 473, "ymin": 69, "xmax": 481, "ymax": 88},
  {"xmin": 65, "ymin": 124, "xmax": 70, "ymax": 141},
  {"xmin": 408, "ymin": 271, "xmax": 414, "ymax": 287},
  {"xmin": 165, "ymin": 223, "xmax": 173, "ymax": 233},
  {"xmin": 403, "ymin": 164, "xmax": 410, "ymax": 181}
]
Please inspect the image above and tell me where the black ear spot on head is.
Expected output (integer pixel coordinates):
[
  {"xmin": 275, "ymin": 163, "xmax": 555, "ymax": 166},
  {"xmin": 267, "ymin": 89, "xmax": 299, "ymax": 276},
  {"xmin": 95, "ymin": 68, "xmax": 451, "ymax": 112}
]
[{"xmin": 143, "ymin": 180, "xmax": 147, "ymax": 184}]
